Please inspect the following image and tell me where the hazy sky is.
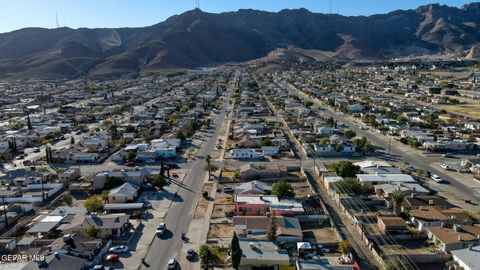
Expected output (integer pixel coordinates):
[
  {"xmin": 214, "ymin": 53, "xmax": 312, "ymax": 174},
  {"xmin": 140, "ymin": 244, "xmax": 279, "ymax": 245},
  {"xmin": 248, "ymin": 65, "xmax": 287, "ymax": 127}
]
[{"xmin": 0, "ymin": 0, "xmax": 473, "ymax": 33}]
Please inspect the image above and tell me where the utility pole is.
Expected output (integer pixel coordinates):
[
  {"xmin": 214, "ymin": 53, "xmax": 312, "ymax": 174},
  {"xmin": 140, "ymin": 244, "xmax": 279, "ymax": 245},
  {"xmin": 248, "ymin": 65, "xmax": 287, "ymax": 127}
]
[{"xmin": 388, "ymin": 138, "xmax": 392, "ymax": 158}]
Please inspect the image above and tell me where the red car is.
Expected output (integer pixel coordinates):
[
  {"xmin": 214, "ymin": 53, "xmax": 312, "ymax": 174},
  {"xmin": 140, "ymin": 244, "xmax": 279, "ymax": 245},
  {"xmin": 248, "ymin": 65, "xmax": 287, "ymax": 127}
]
[
  {"xmin": 105, "ymin": 254, "xmax": 119, "ymax": 262},
  {"xmin": 171, "ymin": 172, "xmax": 179, "ymax": 178}
]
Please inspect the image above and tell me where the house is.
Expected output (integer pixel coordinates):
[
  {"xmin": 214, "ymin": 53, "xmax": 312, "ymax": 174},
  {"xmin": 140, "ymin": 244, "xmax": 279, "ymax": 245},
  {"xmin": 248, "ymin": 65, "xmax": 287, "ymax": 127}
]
[
  {"xmin": 0, "ymin": 238, "xmax": 16, "ymax": 254},
  {"xmin": 233, "ymin": 216, "xmax": 303, "ymax": 243},
  {"xmin": 451, "ymin": 246, "xmax": 480, "ymax": 270},
  {"xmin": 296, "ymin": 259, "xmax": 355, "ymax": 270},
  {"xmin": 76, "ymin": 213, "xmax": 129, "ymax": 238},
  {"xmin": 235, "ymin": 180, "xmax": 271, "ymax": 195},
  {"xmin": 402, "ymin": 195, "xmax": 452, "ymax": 211},
  {"xmin": 315, "ymin": 127, "xmax": 339, "ymax": 136},
  {"xmin": 353, "ymin": 160, "xmax": 402, "ymax": 174},
  {"xmin": 48, "ymin": 233, "xmax": 102, "ymax": 259},
  {"xmin": 323, "ymin": 176, "xmax": 343, "ymax": 190},
  {"xmin": 427, "ymin": 225, "xmax": 480, "ymax": 252},
  {"xmin": 93, "ymin": 170, "xmax": 144, "ymax": 189},
  {"xmin": 377, "ymin": 216, "xmax": 407, "ymax": 233},
  {"xmin": 22, "ymin": 253, "xmax": 90, "ymax": 270},
  {"xmin": 230, "ymin": 148, "xmax": 261, "ymax": 159},
  {"xmin": 373, "ymin": 183, "xmax": 429, "ymax": 198},
  {"xmin": 356, "ymin": 174, "xmax": 416, "ymax": 188},
  {"xmin": 239, "ymin": 163, "xmax": 289, "ymax": 181},
  {"xmin": 235, "ymin": 195, "xmax": 304, "ymax": 216},
  {"xmin": 410, "ymin": 206, "xmax": 473, "ymax": 232},
  {"xmin": 108, "ymin": 182, "xmax": 139, "ymax": 203},
  {"xmin": 59, "ymin": 168, "xmax": 80, "ymax": 183},
  {"xmin": 262, "ymin": 146, "xmax": 279, "ymax": 157},
  {"xmin": 239, "ymin": 240, "xmax": 291, "ymax": 268}
]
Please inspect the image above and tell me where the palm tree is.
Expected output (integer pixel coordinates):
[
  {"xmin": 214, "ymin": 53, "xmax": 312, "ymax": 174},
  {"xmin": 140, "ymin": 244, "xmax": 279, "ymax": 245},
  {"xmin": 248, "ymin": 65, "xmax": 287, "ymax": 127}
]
[{"xmin": 392, "ymin": 189, "xmax": 405, "ymax": 216}]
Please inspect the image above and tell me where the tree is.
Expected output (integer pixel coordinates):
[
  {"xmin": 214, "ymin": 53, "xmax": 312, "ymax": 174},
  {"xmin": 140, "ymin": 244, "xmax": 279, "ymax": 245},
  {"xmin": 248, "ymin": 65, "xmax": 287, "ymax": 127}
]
[
  {"xmin": 126, "ymin": 151, "xmax": 136, "ymax": 161},
  {"xmin": 353, "ymin": 137, "xmax": 372, "ymax": 153},
  {"xmin": 329, "ymin": 161, "xmax": 360, "ymax": 178},
  {"xmin": 336, "ymin": 178, "xmax": 365, "ymax": 195},
  {"xmin": 267, "ymin": 214, "xmax": 277, "ymax": 241},
  {"xmin": 392, "ymin": 189, "xmax": 405, "ymax": 216},
  {"xmin": 260, "ymin": 138, "xmax": 272, "ymax": 147},
  {"xmin": 125, "ymin": 125, "xmax": 135, "ymax": 133},
  {"xmin": 335, "ymin": 144, "xmax": 344, "ymax": 152},
  {"xmin": 231, "ymin": 232, "xmax": 242, "ymax": 270},
  {"xmin": 344, "ymin": 130, "xmax": 357, "ymax": 139},
  {"xmin": 86, "ymin": 225, "xmax": 97, "ymax": 237},
  {"xmin": 176, "ymin": 130, "xmax": 186, "ymax": 140},
  {"xmin": 199, "ymin": 244, "xmax": 212, "ymax": 269},
  {"xmin": 104, "ymin": 176, "xmax": 124, "ymax": 190},
  {"xmin": 304, "ymin": 100, "xmax": 314, "ymax": 108},
  {"xmin": 204, "ymin": 155, "xmax": 218, "ymax": 180},
  {"xmin": 339, "ymin": 240, "xmax": 352, "ymax": 255},
  {"xmin": 26, "ymin": 114, "xmax": 32, "ymax": 130},
  {"xmin": 152, "ymin": 175, "xmax": 166, "ymax": 190},
  {"xmin": 70, "ymin": 136, "xmax": 75, "ymax": 145},
  {"xmin": 63, "ymin": 193, "xmax": 73, "ymax": 206},
  {"xmin": 84, "ymin": 195, "xmax": 104, "ymax": 213},
  {"xmin": 272, "ymin": 180, "xmax": 295, "ymax": 199}
]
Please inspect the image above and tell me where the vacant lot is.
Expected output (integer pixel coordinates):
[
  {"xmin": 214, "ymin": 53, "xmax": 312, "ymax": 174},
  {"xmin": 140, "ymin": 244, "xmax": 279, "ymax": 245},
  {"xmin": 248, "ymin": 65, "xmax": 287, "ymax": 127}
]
[
  {"xmin": 212, "ymin": 204, "xmax": 235, "ymax": 218},
  {"xmin": 208, "ymin": 223, "xmax": 233, "ymax": 239},
  {"xmin": 292, "ymin": 182, "xmax": 314, "ymax": 198},
  {"xmin": 440, "ymin": 104, "xmax": 480, "ymax": 118},
  {"xmin": 193, "ymin": 183, "xmax": 214, "ymax": 219}
]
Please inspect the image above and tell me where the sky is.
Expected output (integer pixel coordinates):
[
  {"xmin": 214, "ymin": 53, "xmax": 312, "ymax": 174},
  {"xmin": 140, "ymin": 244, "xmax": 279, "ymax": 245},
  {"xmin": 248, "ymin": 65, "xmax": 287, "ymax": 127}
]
[{"xmin": 0, "ymin": 0, "xmax": 474, "ymax": 33}]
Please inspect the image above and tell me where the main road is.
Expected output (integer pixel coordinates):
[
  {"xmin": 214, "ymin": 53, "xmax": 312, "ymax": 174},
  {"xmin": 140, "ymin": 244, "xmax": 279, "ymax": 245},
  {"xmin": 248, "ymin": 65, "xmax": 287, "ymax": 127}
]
[{"xmin": 140, "ymin": 80, "xmax": 234, "ymax": 270}]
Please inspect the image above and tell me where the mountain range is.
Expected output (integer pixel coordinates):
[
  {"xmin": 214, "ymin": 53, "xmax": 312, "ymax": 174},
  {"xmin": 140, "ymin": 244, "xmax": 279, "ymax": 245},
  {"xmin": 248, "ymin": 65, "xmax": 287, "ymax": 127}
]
[{"xmin": 1, "ymin": 2, "xmax": 480, "ymax": 79}]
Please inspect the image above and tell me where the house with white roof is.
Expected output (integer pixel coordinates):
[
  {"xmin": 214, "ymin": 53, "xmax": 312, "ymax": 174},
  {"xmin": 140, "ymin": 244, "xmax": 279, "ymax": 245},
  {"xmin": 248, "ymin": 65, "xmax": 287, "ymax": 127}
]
[
  {"xmin": 108, "ymin": 182, "xmax": 139, "ymax": 203},
  {"xmin": 356, "ymin": 174, "xmax": 416, "ymax": 188}
]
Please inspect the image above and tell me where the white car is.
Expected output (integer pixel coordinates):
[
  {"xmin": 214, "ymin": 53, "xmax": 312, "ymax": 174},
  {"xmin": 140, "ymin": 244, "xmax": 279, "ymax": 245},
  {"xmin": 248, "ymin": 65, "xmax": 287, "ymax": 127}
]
[
  {"xmin": 167, "ymin": 258, "xmax": 177, "ymax": 269},
  {"xmin": 156, "ymin": 223, "xmax": 166, "ymax": 236},
  {"xmin": 440, "ymin": 164, "xmax": 451, "ymax": 170},
  {"xmin": 431, "ymin": 174, "xmax": 444, "ymax": 183},
  {"xmin": 442, "ymin": 153, "xmax": 454, "ymax": 158},
  {"xmin": 109, "ymin": 245, "xmax": 128, "ymax": 253}
]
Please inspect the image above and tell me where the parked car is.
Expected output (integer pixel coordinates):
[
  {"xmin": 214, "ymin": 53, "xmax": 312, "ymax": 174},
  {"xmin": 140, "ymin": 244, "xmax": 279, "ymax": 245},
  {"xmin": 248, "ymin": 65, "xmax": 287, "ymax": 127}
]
[
  {"xmin": 109, "ymin": 245, "xmax": 128, "ymax": 254},
  {"xmin": 156, "ymin": 223, "xmax": 166, "ymax": 236},
  {"xmin": 223, "ymin": 187, "xmax": 234, "ymax": 193},
  {"xmin": 33, "ymin": 148, "xmax": 41, "ymax": 153},
  {"xmin": 125, "ymin": 162, "xmax": 135, "ymax": 167},
  {"xmin": 171, "ymin": 172, "xmax": 179, "ymax": 178},
  {"xmin": 431, "ymin": 174, "xmax": 444, "ymax": 183},
  {"xmin": 351, "ymin": 152, "xmax": 361, "ymax": 157},
  {"xmin": 105, "ymin": 254, "xmax": 119, "ymax": 262},
  {"xmin": 186, "ymin": 249, "xmax": 196, "ymax": 260},
  {"xmin": 442, "ymin": 153, "xmax": 454, "ymax": 158},
  {"xmin": 167, "ymin": 258, "xmax": 177, "ymax": 269}
]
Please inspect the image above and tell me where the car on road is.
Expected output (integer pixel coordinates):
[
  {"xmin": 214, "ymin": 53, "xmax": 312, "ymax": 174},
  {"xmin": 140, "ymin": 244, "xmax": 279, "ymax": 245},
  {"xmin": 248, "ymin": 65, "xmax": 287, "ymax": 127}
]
[
  {"xmin": 171, "ymin": 172, "xmax": 179, "ymax": 178},
  {"xmin": 404, "ymin": 165, "xmax": 417, "ymax": 172},
  {"xmin": 360, "ymin": 126, "xmax": 368, "ymax": 130},
  {"xmin": 124, "ymin": 162, "xmax": 135, "ymax": 167},
  {"xmin": 167, "ymin": 258, "xmax": 177, "ymax": 269},
  {"xmin": 442, "ymin": 153, "xmax": 454, "ymax": 158},
  {"xmin": 156, "ymin": 223, "xmax": 166, "ymax": 236},
  {"xmin": 186, "ymin": 249, "xmax": 196, "ymax": 260},
  {"xmin": 351, "ymin": 152, "xmax": 361, "ymax": 157},
  {"xmin": 105, "ymin": 254, "xmax": 119, "ymax": 262},
  {"xmin": 33, "ymin": 148, "xmax": 41, "ymax": 153},
  {"xmin": 108, "ymin": 245, "xmax": 128, "ymax": 254},
  {"xmin": 431, "ymin": 174, "xmax": 444, "ymax": 183},
  {"xmin": 440, "ymin": 164, "xmax": 451, "ymax": 170},
  {"xmin": 223, "ymin": 187, "xmax": 234, "ymax": 193}
]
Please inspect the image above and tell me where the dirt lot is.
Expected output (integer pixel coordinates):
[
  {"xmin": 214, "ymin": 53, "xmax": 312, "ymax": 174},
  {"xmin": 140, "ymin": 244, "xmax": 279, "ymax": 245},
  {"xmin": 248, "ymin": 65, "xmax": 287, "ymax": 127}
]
[
  {"xmin": 440, "ymin": 104, "xmax": 480, "ymax": 118},
  {"xmin": 212, "ymin": 204, "xmax": 235, "ymax": 218},
  {"xmin": 214, "ymin": 194, "xmax": 234, "ymax": 204},
  {"xmin": 208, "ymin": 223, "xmax": 233, "ymax": 239},
  {"xmin": 292, "ymin": 182, "xmax": 314, "ymax": 198},
  {"xmin": 193, "ymin": 183, "xmax": 214, "ymax": 219},
  {"xmin": 302, "ymin": 222, "xmax": 341, "ymax": 245}
]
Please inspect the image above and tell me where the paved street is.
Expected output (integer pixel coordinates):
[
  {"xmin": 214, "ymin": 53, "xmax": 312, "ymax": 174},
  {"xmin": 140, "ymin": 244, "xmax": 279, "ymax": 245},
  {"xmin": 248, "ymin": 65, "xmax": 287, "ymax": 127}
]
[{"xmin": 139, "ymin": 81, "xmax": 234, "ymax": 270}]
